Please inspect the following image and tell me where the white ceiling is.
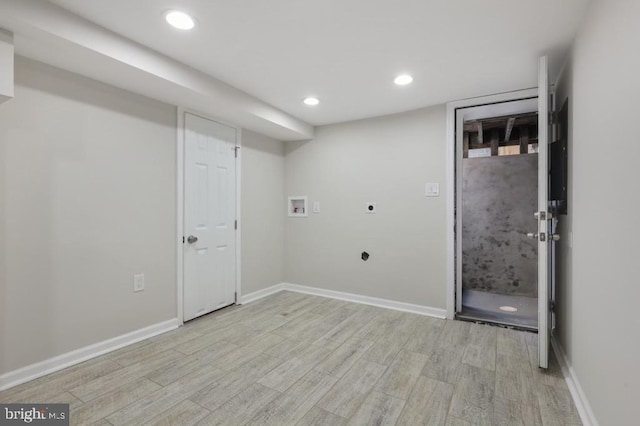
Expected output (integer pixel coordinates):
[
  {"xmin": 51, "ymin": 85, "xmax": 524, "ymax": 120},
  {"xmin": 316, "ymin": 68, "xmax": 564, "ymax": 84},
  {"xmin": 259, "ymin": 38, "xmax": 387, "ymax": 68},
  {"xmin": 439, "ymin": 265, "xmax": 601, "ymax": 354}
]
[{"xmin": 47, "ymin": 0, "xmax": 589, "ymax": 126}]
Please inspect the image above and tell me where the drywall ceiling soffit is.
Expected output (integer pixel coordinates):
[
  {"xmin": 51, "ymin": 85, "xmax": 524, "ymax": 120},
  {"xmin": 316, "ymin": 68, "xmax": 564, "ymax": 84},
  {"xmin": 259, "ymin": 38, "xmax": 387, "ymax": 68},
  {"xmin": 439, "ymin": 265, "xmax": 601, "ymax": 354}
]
[
  {"xmin": 0, "ymin": 0, "xmax": 313, "ymax": 141},
  {"xmin": 46, "ymin": 0, "xmax": 590, "ymax": 126}
]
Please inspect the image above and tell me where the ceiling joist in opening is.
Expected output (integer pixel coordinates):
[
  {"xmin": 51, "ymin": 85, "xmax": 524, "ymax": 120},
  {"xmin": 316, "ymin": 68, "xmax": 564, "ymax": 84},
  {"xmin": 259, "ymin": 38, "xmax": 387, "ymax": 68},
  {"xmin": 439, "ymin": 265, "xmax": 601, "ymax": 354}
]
[
  {"xmin": 463, "ymin": 112, "xmax": 538, "ymax": 157},
  {"xmin": 504, "ymin": 117, "xmax": 516, "ymax": 142},
  {"xmin": 463, "ymin": 112, "xmax": 537, "ymax": 132}
]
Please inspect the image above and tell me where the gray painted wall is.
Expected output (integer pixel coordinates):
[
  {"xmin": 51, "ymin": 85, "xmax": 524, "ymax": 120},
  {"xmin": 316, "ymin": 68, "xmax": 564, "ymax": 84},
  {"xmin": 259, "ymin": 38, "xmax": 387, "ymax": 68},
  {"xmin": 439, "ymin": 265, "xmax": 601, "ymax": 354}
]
[
  {"xmin": 0, "ymin": 58, "xmax": 177, "ymax": 374},
  {"xmin": 0, "ymin": 58, "xmax": 287, "ymax": 376},
  {"xmin": 241, "ymin": 130, "xmax": 285, "ymax": 295},
  {"xmin": 284, "ymin": 105, "xmax": 447, "ymax": 309},
  {"xmin": 554, "ymin": 53, "xmax": 575, "ymax": 394},
  {"xmin": 462, "ymin": 154, "xmax": 538, "ymax": 296},
  {"xmin": 555, "ymin": 0, "xmax": 640, "ymax": 424},
  {"xmin": 4, "ymin": 5, "xmax": 637, "ymax": 422}
]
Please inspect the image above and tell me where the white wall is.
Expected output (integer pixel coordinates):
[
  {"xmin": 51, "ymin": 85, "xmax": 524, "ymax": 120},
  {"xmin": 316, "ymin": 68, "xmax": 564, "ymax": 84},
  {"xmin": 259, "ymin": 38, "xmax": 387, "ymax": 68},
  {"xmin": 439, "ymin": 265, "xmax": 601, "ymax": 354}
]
[
  {"xmin": 0, "ymin": 58, "xmax": 177, "ymax": 375},
  {"xmin": 555, "ymin": 1, "xmax": 640, "ymax": 424},
  {"xmin": 554, "ymin": 49, "xmax": 575, "ymax": 375},
  {"xmin": 0, "ymin": 29, "xmax": 13, "ymax": 103},
  {"xmin": 241, "ymin": 130, "xmax": 285, "ymax": 295},
  {"xmin": 284, "ymin": 106, "xmax": 447, "ymax": 309}
]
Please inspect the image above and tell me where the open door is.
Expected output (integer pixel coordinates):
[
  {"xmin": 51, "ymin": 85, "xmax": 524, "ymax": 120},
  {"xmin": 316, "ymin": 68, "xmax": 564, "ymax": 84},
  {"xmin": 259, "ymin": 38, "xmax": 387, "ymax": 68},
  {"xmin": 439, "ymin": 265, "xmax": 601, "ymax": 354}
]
[
  {"xmin": 450, "ymin": 71, "xmax": 554, "ymax": 351},
  {"xmin": 537, "ymin": 56, "xmax": 552, "ymax": 368}
]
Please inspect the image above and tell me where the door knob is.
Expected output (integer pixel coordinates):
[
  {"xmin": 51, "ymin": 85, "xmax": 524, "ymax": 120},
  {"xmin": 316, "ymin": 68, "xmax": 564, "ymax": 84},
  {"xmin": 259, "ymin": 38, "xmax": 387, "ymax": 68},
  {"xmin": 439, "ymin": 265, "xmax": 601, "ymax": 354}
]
[
  {"xmin": 534, "ymin": 211, "xmax": 550, "ymax": 220},
  {"xmin": 526, "ymin": 232, "xmax": 538, "ymax": 239},
  {"xmin": 187, "ymin": 235, "xmax": 198, "ymax": 244},
  {"xmin": 550, "ymin": 234, "xmax": 561, "ymax": 241}
]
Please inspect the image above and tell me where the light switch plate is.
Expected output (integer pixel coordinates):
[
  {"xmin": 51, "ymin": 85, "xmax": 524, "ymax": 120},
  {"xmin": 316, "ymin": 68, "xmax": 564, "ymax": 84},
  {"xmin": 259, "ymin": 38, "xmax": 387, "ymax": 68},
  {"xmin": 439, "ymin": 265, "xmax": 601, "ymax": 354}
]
[
  {"xmin": 425, "ymin": 183, "xmax": 440, "ymax": 197},
  {"xmin": 133, "ymin": 274, "xmax": 145, "ymax": 292},
  {"xmin": 313, "ymin": 201, "xmax": 321, "ymax": 213}
]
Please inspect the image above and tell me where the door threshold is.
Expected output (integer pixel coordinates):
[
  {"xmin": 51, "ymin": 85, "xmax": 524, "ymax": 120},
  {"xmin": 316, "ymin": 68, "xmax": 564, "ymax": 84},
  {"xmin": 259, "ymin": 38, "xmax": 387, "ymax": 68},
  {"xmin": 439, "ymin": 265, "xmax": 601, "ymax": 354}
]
[{"xmin": 455, "ymin": 313, "xmax": 538, "ymax": 332}]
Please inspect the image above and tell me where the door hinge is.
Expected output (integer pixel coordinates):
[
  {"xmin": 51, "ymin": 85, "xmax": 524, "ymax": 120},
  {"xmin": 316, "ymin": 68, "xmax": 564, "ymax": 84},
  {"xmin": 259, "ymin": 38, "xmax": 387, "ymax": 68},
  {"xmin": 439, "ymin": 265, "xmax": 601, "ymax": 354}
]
[
  {"xmin": 182, "ymin": 236, "xmax": 185, "ymax": 244},
  {"xmin": 234, "ymin": 220, "xmax": 238, "ymax": 230},
  {"xmin": 233, "ymin": 146, "xmax": 240, "ymax": 158},
  {"xmin": 550, "ymin": 111, "xmax": 560, "ymax": 142}
]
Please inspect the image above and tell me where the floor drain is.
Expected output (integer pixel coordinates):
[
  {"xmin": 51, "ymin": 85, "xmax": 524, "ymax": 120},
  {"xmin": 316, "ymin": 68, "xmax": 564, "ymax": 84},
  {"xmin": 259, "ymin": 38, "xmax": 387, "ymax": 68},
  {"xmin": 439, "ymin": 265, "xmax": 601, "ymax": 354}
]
[{"xmin": 499, "ymin": 306, "xmax": 518, "ymax": 312}]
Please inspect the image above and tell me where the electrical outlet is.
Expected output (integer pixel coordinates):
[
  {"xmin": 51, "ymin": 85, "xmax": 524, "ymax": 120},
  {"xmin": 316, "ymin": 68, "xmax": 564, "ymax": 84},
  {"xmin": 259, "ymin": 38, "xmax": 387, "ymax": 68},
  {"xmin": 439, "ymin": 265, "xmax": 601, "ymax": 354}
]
[{"xmin": 133, "ymin": 274, "xmax": 145, "ymax": 292}]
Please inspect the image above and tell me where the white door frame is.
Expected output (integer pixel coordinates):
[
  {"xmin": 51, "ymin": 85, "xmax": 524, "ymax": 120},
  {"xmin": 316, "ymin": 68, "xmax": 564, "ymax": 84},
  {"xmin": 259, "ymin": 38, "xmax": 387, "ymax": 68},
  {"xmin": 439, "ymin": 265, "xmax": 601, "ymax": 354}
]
[
  {"xmin": 537, "ymin": 56, "xmax": 550, "ymax": 368},
  {"xmin": 176, "ymin": 107, "xmax": 242, "ymax": 325},
  {"xmin": 445, "ymin": 88, "xmax": 539, "ymax": 319}
]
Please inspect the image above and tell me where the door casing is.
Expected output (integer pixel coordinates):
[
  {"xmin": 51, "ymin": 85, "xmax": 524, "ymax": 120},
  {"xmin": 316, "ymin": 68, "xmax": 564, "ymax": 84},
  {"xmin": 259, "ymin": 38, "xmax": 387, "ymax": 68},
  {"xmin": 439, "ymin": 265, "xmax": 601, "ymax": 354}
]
[
  {"xmin": 445, "ymin": 88, "xmax": 539, "ymax": 320},
  {"xmin": 176, "ymin": 107, "xmax": 242, "ymax": 325},
  {"xmin": 453, "ymin": 98, "xmax": 539, "ymax": 314}
]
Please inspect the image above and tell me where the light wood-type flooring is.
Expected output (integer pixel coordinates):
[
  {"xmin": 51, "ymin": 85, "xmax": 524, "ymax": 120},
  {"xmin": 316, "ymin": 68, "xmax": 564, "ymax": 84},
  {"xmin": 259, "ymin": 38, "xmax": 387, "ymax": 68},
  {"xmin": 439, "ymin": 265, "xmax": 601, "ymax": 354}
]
[{"xmin": 0, "ymin": 291, "xmax": 582, "ymax": 425}]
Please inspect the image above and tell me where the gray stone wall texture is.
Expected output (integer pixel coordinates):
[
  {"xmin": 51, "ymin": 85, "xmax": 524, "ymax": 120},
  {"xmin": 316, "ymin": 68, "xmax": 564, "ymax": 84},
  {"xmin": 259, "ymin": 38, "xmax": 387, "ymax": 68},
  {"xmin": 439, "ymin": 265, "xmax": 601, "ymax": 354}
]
[{"xmin": 462, "ymin": 154, "xmax": 538, "ymax": 297}]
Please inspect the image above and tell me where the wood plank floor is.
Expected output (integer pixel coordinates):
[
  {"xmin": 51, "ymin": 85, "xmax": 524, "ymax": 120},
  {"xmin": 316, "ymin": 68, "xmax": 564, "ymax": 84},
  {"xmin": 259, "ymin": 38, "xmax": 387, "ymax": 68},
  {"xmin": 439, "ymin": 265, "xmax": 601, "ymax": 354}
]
[{"xmin": 0, "ymin": 291, "xmax": 582, "ymax": 425}]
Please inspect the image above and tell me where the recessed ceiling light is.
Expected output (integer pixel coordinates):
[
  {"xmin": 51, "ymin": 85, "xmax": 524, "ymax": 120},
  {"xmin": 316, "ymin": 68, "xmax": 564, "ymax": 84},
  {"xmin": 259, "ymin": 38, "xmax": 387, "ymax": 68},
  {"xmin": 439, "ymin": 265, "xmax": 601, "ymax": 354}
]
[
  {"xmin": 394, "ymin": 74, "xmax": 413, "ymax": 86},
  {"xmin": 303, "ymin": 97, "xmax": 320, "ymax": 106},
  {"xmin": 165, "ymin": 10, "xmax": 196, "ymax": 30},
  {"xmin": 499, "ymin": 306, "xmax": 518, "ymax": 312}
]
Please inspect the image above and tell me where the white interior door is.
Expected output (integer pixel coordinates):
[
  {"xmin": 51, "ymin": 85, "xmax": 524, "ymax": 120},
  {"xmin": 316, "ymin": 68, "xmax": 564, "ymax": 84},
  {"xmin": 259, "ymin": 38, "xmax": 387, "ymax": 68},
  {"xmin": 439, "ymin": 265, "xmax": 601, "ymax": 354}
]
[
  {"xmin": 184, "ymin": 112, "xmax": 237, "ymax": 322},
  {"xmin": 537, "ymin": 56, "xmax": 551, "ymax": 368}
]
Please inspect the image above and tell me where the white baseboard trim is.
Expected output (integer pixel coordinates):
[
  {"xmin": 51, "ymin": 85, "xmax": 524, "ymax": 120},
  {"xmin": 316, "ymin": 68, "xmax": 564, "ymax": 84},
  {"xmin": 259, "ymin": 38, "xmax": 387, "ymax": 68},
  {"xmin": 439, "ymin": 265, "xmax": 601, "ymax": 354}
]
[
  {"xmin": 283, "ymin": 283, "xmax": 447, "ymax": 318},
  {"xmin": 240, "ymin": 282, "xmax": 446, "ymax": 319},
  {"xmin": 238, "ymin": 283, "xmax": 286, "ymax": 305},
  {"xmin": 551, "ymin": 336, "xmax": 599, "ymax": 426},
  {"xmin": 0, "ymin": 318, "xmax": 180, "ymax": 391}
]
